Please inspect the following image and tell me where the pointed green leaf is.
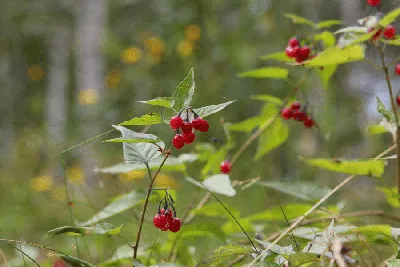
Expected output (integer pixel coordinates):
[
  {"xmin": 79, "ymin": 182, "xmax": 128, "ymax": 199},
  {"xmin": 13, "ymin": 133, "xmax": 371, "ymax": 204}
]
[
  {"xmin": 118, "ymin": 113, "xmax": 163, "ymax": 126},
  {"xmin": 186, "ymin": 175, "xmax": 236, "ymax": 197},
  {"xmin": 284, "ymin": 14, "xmax": 315, "ymax": 27},
  {"xmin": 105, "ymin": 126, "xmax": 161, "ymax": 143},
  {"xmin": 317, "ymin": 20, "xmax": 342, "ymax": 29},
  {"xmin": 379, "ymin": 8, "xmax": 400, "ymax": 27},
  {"xmin": 368, "ymin": 125, "xmax": 389, "ymax": 135},
  {"xmin": 260, "ymin": 52, "xmax": 294, "ymax": 62},
  {"xmin": 78, "ymin": 190, "xmax": 146, "ymax": 226},
  {"xmin": 229, "ymin": 116, "xmax": 262, "ymax": 133},
  {"xmin": 44, "ymin": 223, "xmax": 122, "ymax": 238},
  {"xmin": 193, "ymin": 101, "xmax": 236, "ymax": 118},
  {"xmin": 314, "ymin": 31, "xmax": 336, "ymax": 48},
  {"xmin": 302, "ymin": 158, "xmax": 385, "ymax": 177},
  {"xmin": 196, "ymin": 244, "xmax": 250, "ymax": 267},
  {"xmin": 305, "ymin": 45, "xmax": 365, "ymax": 67},
  {"xmin": 255, "ymin": 118, "xmax": 288, "ymax": 160},
  {"xmin": 112, "ymin": 126, "xmax": 164, "ymax": 166},
  {"xmin": 137, "ymin": 97, "xmax": 173, "ymax": 108},
  {"xmin": 251, "ymin": 95, "xmax": 283, "ymax": 105},
  {"xmin": 377, "ymin": 96, "xmax": 395, "ymax": 122},
  {"xmin": 172, "ymin": 68, "xmax": 195, "ymax": 111},
  {"xmin": 238, "ymin": 67, "xmax": 289, "ymax": 79},
  {"xmin": 334, "ymin": 26, "xmax": 368, "ymax": 35},
  {"xmin": 258, "ymin": 181, "xmax": 331, "ymax": 201},
  {"xmin": 344, "ymin": 31, "xmax": 376, "ymax": 46},
  {"xmin": 60, "ymin": 254, "xmax": 96, "ymax": 267},
  {"xmin": 287, "ymin": 253, "xmax": 319, "ymax": 266}
]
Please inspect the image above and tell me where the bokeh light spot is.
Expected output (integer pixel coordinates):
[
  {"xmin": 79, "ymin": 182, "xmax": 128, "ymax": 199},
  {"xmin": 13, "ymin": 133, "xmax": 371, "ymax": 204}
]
[
  {"xmin": 28, "ymin": 64, "xmax": 45, "ymax": 81},
  {"xmin": 185, "ymin": 25, "xmax": 201, "ymax": 41},
  {"xmin": 79, "ymin": 88, "xmax": 98, "ymax": 105},
  {"xmin": 177, "ymin": 40, "xmax": 194, "ymax": 58}
]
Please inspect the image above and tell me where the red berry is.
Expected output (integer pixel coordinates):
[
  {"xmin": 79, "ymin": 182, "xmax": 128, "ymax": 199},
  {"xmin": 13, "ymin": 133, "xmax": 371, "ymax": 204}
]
[
  {"xmin": 304, "ymin": 117, "xmax": 315, "ymax": 128},
  {"xmin": 169, "ymin": 116, "xmax": 183, "ymax": 130},
  {"xmin": 369, "ymin": 28, "xmax": 382, "ymax": 40},
  {"xmin": 367, "ymin": 0, "xmax": 380, "ymax": 6},
  {"xmin": 290, "ymin": 101, "xmax": 301, "ymax": 111},
  {"xmin": 181, "ymin": 122, "xmax": 193, "ymax": 133},
  {"xmin": 288, "ymin": 37, "xmax": 299, "ymax": 48},
  {"xmin": 53, "ymin": 260, "xmax": 67, "ymax": 267},
  {"xmin": 169, "ymin": 218, "xmax": 181, "ymax": 233},
  {"xmin": 293, "ymin": 110, "xmax": 307, "ymax": 121},
  {"xmin": 153, "ymin": 214, "xmax": 163, "ymax": 228},
  {"xmin": 172, "ymin": 134, "xmax": 185, "ymax": 149},
  {"xmin": 281, "ymin": 108, "xmax": 293, "ymax": 120},
  {"xmin": 396, "ymin": 96, "xmax": 400, "ymax": 107},
  {"xmin": 296, "ymin": 46, "xmax": 311, "ymax": 62},
  {"xmin": 192, "ymin": 117, "xmax": 209, "ymax": 132},
  {"xmin": 384, "ymin": 25, "xmax": 396, "ymax": 39},
  {"xmin": 220, "ymin": 160, "xmax": 232, "ymax": 174},
  {"xmin": 396, "ymin": 64, "xmax": 400, "ymax": 75},
  {"xmin": 164, "ymin": 209, "xmax": 173, "ymax": 220},
  {"xmin": 285, "ymin": 46, "xmax": 299, "ymax": 58},
  {"xmin": 183, "ymin": 131, "xmax": 196, "ymax": 144}
]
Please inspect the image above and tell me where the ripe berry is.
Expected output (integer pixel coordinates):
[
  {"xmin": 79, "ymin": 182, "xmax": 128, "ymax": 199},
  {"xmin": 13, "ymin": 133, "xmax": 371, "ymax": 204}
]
[
  {"xmin": 367, "ymin": 0, "xmax": 380, "ymax": 6},
  {"xmin": 288, "ymin": 37, "xmax": 299, "ymax": 48},
  {"xmin": 169, "ymin": 116, "xmax": 183, "ymax": 130},
  {"xmin": 153, "ymin": 214, "xmax": 163, "ymax": 228},
  {"xmin": 220, "ymin": 160, "xmax": 232, "ymax": 174},
  {"xmin": 285, "ymin": 46, "xmax": 299, "ymax": 58},
  {"xmin": 396, "ymin": 64, "xmax": 400, "ymax": 75},
  {"xmin": 304, "ymin": 117, "xmax": 315, "ymax": 128},
  {"xmin": 192, "ymin": 117, "xmax": 209, "ymax": 132},
  {"xmin": 172, "ymin": 134, "xmax": 185, "ymax": 149},
  {"xmin": 281, "ymin": 108, "xmax": 293, "ymax": 120},
  {"xmin": 293, "ymin": 110, "xmax": 307, "ymax": 121},
  {"xmin": 383, "ymin": 25, "xmax": 396, "ymax": 39},
  {"xmin": 290, "ymin": 101, "xmax": 301, "ymax": 111},
  {"xmin": 164, "ymin": 209, "xmax": 173, "ymax": 220},
  {"xmin": 396, "ymin": 95, "xmax": 400, "ymax": 107},
  {"xmin": 169, "ymin": 218, "xmax": 181, "ymax": 233},
  {"xmin": 183, "ymin": 131, "xmax": 196, "ymax": 144},
  {"xmin": 297, "ymin": 46, "xmax": 310, "ymax": 62},
  {"xmin": 181, "ymin": 121, "xmax": 193, "ymax": 133},
  {"xmin": 369, "ymin": 28, "xmax": 382, "ymax": 40}
]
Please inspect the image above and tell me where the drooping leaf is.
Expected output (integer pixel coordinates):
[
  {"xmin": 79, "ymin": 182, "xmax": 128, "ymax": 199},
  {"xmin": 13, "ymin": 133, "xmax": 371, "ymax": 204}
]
[
  {"xmin": 368, "ymin": 125, "xmax": 389, "ymax": 135},
  {"xmin": 43, "ymin": 223, "xmax": 122, "ymax": 238},
  {"xmin": 137, "ymin": 97, "xmax": 173, "ymax": 108},
  {"xmin": 78, "ymin": 190, "xmax": 146, "ymax": 226},
  {"xmin": 186, "ymin": 175, "xmax": 236, "ymax": 197},
  {"xmin": 334, "ymin": 26, "xmax": 368, "ymax": 35},
  {"xmin": 305, "ymin": 45, "xmax": 365, "ymax": 67},
  {"xmin": 379, "ymin": 8, "xmax": 400, "ymax": 27},
  {"xmin": 260, "ymin": 52, "xmax": 295, "ymax": 62},
  {"xmin": 317, "ymin": 20, "xmax": 342, "ymax": 29},
  {"xmin": 60, "ymin": 254, "xmax": 96, "ymax": 267},
  {"xmin": 377, "ymin": 96, "xmax": 395, "ymax": 123},
  {"xmin": 314, "ymin": 31, "xmax": 336, "ymax": 48},
  {"xmin": 196, "ymin": 244, "xmax": 250, "ymax": 267},
  {"xmin": 287, "ymin": 252, "xmax": 319, "ymax": 266},
  {"xmin": 255, "ymin": 118, "xmax": 288, "ymax": 160},
  {"xmin": 302, "ymin": 158, "xmax": 385, "ymax": 177},
  {"xmin": 238, "ymin": 67, "xmax": 289, "ymax": 79},
  {"xmin": 284, "ymin": 14, "xmax": 315, "ymax": 27},
  {"xmin": 258, "ymin": 181, "xmax": 331, "ymax": 201},
  {"xmin": 193, "ymin": 101, "xmax": 236, "ymax": 118},
  {"xmin": 112, "ymin": 126, "xmax": 164, "ymax": 166},
  {"xmin": 105, "ymin": 126, "xmax": 161, "ymax": 143},
  {"xmin": 118, "ymin": 113, "xmax": 164, "ymax": 126},
  {"xmin": 171, "ymin": 68, "xmax": 195, "ymax": 111},
  {"xmin": 251, "ymin": 95, "xmax": 283, "ymax": 105}
]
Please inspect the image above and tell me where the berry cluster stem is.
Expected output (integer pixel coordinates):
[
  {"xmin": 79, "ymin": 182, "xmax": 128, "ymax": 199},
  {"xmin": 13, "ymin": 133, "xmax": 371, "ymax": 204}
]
[{"xmin": 133, "ymin": 146, "xmax": 172, "ymax": 259}]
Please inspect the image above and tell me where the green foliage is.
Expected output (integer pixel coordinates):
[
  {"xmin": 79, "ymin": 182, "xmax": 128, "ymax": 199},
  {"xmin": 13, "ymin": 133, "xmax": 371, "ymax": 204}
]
[
  {"xmin": 286, "ymin": 253, "xmax": 319, "ymax": 266},
  {"xmin": 196, "ymin": 244, "xmax": 250, "ymax": 267},
  {"xmin": 379, "ymin": 8, "xmax": 400, "ymax": 27},
  {"xmin": 138, "ymin": 97, "xmax": 174, "ymax": 108},
  {"xmin": 171, "ymin": 68, "xmax": 195, "ymax": 112},
  {"xmin": 118, "ymin": 113, "xmax": 164, "ymax": 126},
  {"xmin": 377, "ymin": 96, "xmax": 395, "ymax": 123},
  {"xmin": 368, "ymin": 125, "xmax": 389, "ymax": 135},
  {"xmin": 316, "ymin": 20, "xmax": 342, "ymax": 29},
  {"xmin": 186, "ymin": 174, "xmax": 236, "ymax": 196},
  {"xmin": 193, "ymin": 101, "xmax": 236, "ymax": 118},
  {"xmin": 255, "ymin": 117, "xmax": 288, "ymax": 160},
  {"xmin": 258, "ymin": 181, "xmax": 331, "ymax": 201},
  {"xmin": 305, "ymin": 45, "xmax": 365, "ymax": 66},
  {"xmin": 60, "ymin": 255, "xmax": 96, "ymax": 267},
  {"xmin": 105, "ymin": 125, "xmax": 162, "ymax": 143},
  {"xmin": 284, "ymin": 14, "xmax": 315, "ymax": 27},
  {"xmin": 238, "ymin": 67, "xmax": 289, "ymax": 79},
  {"xmin": 43, "ymin": 223, "xmax": 122, "ymax": 238}
]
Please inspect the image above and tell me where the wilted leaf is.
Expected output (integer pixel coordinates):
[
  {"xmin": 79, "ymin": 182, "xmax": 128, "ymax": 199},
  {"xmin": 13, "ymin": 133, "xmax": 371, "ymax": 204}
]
[
  {"xmin": 60, "ymin": 254, "xmax": 96, "ymax": 267},
  {"xmin": 238, "ymin": 67, "xmax": 289, "ymax": 79},
  {"xmin": 284, "ymin": 14, "xmax": 315, "ymax": 27},
  {"xmin": 137, "ymin": 97, "xmax": 173, "ymax": 108},
  {"xmin": 379, "ymin": 8, "xmax": 400, "ymax": 27},
  {"xmin": 44, "ymin": 223, "xmax": 122, "ymax": 238},
  {"xmin": 186, "ymin": 175, "xmax": 236, "ymax": 197},
  {"xmin": 258, "ymin": 181, "xmax": 331, "ymax": 201},
  {"xmin": 193, "ymin": 101, "xmax": 236, "ymax": 118},
  {"xmin": 255, "ymin": 118, "xmax": 288, "ymax": 160},
  {"xmin": 196, "ymin": 244, "xmax": 250, "ymax": 267},
  {"xmin": 317, "ymin": 20, "xmax": 341, "ymax": 29},
  {"xmin": 118, "ymin": 113, "xmax": 163, "ymax": 126},
  {"xmin": 305, "ymin": 45, "xmax": 365, "ymax": 67},
  {"xmin": 172, "ymin": 68, "xmax": 195, "ymax": 111},
  {"xmin": 260, "ymin": 52, "xmax": 294, "ymax": 62}
]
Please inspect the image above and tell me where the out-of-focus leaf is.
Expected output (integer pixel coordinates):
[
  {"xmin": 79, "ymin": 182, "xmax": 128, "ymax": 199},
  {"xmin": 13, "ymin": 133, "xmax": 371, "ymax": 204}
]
[
  {"xmin": 118, "ymin": 113, "xmax": 164, "ymax": 126},
  {"xmin": 178, "ymin": 222, "xmax": 226, "ymax": 243},
  {"xmin": 192, "ymin": 202, "xmax": 240, "ymax": 218},
  {"xmin": 255, "ymin": 240, "xmax": 295, "ymax": 255},
  {"xmin": 78, "ymin": 190, "xmax": 146, "ymax": 226},
  {"xmin": 379, "ymin": 8, "xmax": 400, "ymax": 27},
  {"xmin": 387, "ymin": 260, "xmax": 400, "ymax": 267},
  {"xmin": 258, "ymin": 181, "xmax": 331, "ymax": 201},
  {"xmin": 195, "ymin": 244, "xmax": 250, "ymax": 267},
  {"xmin": 345, "ymin": 31, "xmax": 375, "ymax": 46},
  {"xmin": 193, "ymin": 101, "xmax": 236, "ymax": 118},
  {"xmin": 317, "ymin": 20, "xmax": 342, "ymax": 29},
  {"xmin": 44, "ymin": 223, "xmax": 122, "ymax": 238},
  {"xmin": 260, "ymin": 52, "xmax": 294, "ymax": 62},
  {"xmin": 255, "ymin": 118, "xmax": 288, "ymax": 160},
  {"xmin": 382, "ymin": 36, "xmax": 400, "ymax": 46},
  {"xmin": 351, "ymin": 224, "xmax": 398, "ymax": 244},
  {"xmin": 305, "ymin": 45, "xmax": 365, "ymax": 66},
  {"xmin": 284, "ymin": 14, "xmax": 315, "ymax": 27},
  {"xmin": 229, "ymin": 116, "xmax": 262, "ymax": 133},
  {"xmin": 60, "ymin": 254, "xmax": 96, "ymax": 267},
  {"xmin": 137, "ymin": 97, "xmax": 173, "ymax": 108},
  {"xmin": 251, "ymin": 95, "xmax": 283, "ymax": 105},
  {"xmin": 379, "ymin": 187, "xmax": 400, "ymax": 208},
  {"xmin": 186, "ymin": 174, "xmax": 236, "ymax": 197},
  {"xmin": 334, "ymin": 26, "xmax": 368, "ymax": 34},
  {"xmin": 368, "ymin": 125, "xmax": 389, "ymax": 135},
  {"xmin": 314, "ymin": 31, "xmax": 336, "ymax": 47},
  {"xmin": 245, "ymin": 204, "xmax": 312, "ymax": 222},
  {"xmin": 238, "ymin": 67, "xmax": 289, "ymax": 79},
  {"xmin": 377, "ymin": 96, "xmax": 395, "ymax": 123},
  {"xmin": 287, "ymin": 252, "xmax": 319, "ymax": 266},
  {"xmin": 319, "ymin": 65, "xmax": 337, "ymax": 89},
  {"xmin": 302, "ymin": 158, "xmax": 385, "ymax": 177},
  {"xmin": 172, "ymin": 68, "xmax": 195, "ymax": 111}
]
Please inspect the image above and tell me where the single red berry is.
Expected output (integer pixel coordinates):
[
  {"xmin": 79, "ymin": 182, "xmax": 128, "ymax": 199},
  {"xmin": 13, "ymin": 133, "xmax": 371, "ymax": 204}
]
[
  {"xmin": 220, "ymin": 160, "xmax": 232, "ymax": 174},
  {"xmin": 296, "ymin": 46, "xmax": 311, "ymax": 62},
  {"xmin": 153, "ymin": 214, "xmax": 163, "ymax": 228},
  {"xmin": 172, "ymin": 134, "xmax": 185, "ymax": 149},
  {"xmin": 281, "ymin": 108, "xmax": 293, "ymax": 120},
  {"xmin": 169, "ymin": 218, "xmax": 181, "ymax": 233},
  {"xmin": 288, "ymin": 37, "xmax": 299, "ymax": 48},
  {"xmin": 290, "ymin": 101, "xmax": 301, "ymax": 111},
  {"xmin": 164, "ymin": 209, "xmax": 173, "ymax": 220},
  {"xmin": 367, "ymin": 0, "xmax": 380, "ymax": 6},
  {"xmin": 293, "ymin": 110, "xmax": 307, "ymax": 121},
  {"xmin": 199, "ymin": 119, "xmax": 209, "ymax": 132},
  {"xmin": 396, "ymin": 95, "xmax": 400, "ymax": 107},
  {"xmin": 304, "ymin": 117, "xmax": 315, "ymax": 128},
  {"xmin": 169, "ymin": 116, "xmax": 183, "ymax": 130},
  {"xmin": 183, "ymin": 131, "xmax": 196, "ymax": 144},
  {"xmin": 285, "ymin": 46, "xmax": 299, "ymax": 58},
  {"xmin": 192, "ymin": 117, "xmax": 209, "ymax": 132},
  {"xmin": 369, "ymin": 28, "xmax": 382, "ymax": 40},
  {"xmin": 384, "ymin": 25, "xmax": 396, "ymax": 39},
  {"xmin": 396, "ymin": 64, "xmax": 400, "ymax": 75},
  {"xmin": 181, "ymin": 121, "xmax": 193, "ymax": 133}
]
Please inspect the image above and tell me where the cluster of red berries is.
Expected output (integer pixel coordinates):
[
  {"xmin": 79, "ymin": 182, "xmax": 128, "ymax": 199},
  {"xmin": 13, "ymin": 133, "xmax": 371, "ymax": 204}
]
[
  {"xmin": 220, "ymin": 160, "xmax": 232, "ymax": 174},
  {"xmin": 170, "ymin": 108, "xmax": 209, "ymax": 149},
  {"xmin": 281, "ymin": 101, "xmax": 315, "ymax": 128},
  {"xmin": 285, "ymin": 37, "xmax": 312, "ymax": 63},
  {"xmin": 367, "ymin": 0, "xmax": 380, "ymax": 7},
  {"xmin": 153, "ymin": 193, "xmax": 181, "ymax": 232},
  {"xmin": 369, "ymin": 24, "xmax": 396, "ymax": 40}
]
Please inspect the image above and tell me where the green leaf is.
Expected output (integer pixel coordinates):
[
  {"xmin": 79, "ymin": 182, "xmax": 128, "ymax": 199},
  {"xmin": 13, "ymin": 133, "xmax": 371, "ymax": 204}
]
[
  {"xmin": 377, "ymin": 96, "xmax": 395, "ymax": 123},
  {"xmin": 245, "ymin": 204, "xmax": 312, "ymax": 222},
  {"xmin": 118, "ymin": 113, "xmax": 163, "ymax": 126},
  {"xmin": 284, "ymin": 14, "xmax": 315, "ymax": 27},
  {"xmin": 112, "ymin": 126, "xmax": 164, "ymax": 166},
  {"xmin": 334, "ymin": 26, "xmax": 368, "ymax": 35},
  {"xmin": 186, "ymin": 174, "xmax": 236, "ymax": 196},
  {"xmin": 287, "ymin": 252, "xmax": 319, "ymax": 266},
  {"xmin": 172, "ymin": 68, "xmax": 195, "ymax": 111},
  {"xmin": 319, "ymin": 65, "xmax": 337, "ymax": 89},
  {"xmin": 78, "ymin": 190, "xmax": 146, "ymax": 226},
  {"xmin": 178, "ymin": 222, "xmax": 226, "ymax": 243},
  {"xmin": 382, "ymin": 36, "xmax": 400, "ymax": 46},
  {"xmin": 379, "ymin": 187, "xmax": 400, "ymax": 208},
  {"xmin": 260, "ymin": 52, "xmax": 295, "ymax": 62},
  {"xmin": 60, "ymin": 254, "xmax": 96, "ymax": 267},
  {"xmin": 258, "ymin": 181, "xmax": 331, "ymax": 201},
  {"xmin": 344, "ymin": 31, "xmax": 375, "ymax": 47},
  {"xmin": 229, "ymin": 116, "xmax": 262, "ymax": 133},
  {"xmin": 302, "ymin": 158, "xmax": 385, "ymax": 177},
  {"xmin": 192, "ymin": 202, "xmax": 241, "ymax": 218},
  {"xmin": 43, "ymin": 223, "xmax": 122, "ymax": 238},
  {"xmin": 255, "ymin": 118, "xmax": 288, "ymax": 160},
  {"xmin": 193, "ymin": 101, "xmax": 236, "ymax": 118},
  {"xmin": 317, "ymin": 20, "xmax": 342, "ymax": 29},
  {"xmin": 238, "ymin": 67, "xmax": 289, "ymax": 79},
  {"xmin": 251, "ymin": 95, "xmax": 283, "ymax": 105},
  {"xmin": 314, "ymin": 31, "xmax": 336, "ymax": 48},
  {"xmin": 195, "ymin": 244, "xmax": 250, "ymax": 267},
  {"xmin": 137, "ymin": 97, "xmax": 173, "ymax": 108},
  {"xmin": 368, "ymin": 125, "xmax": 389, "ymax": 135},
  {"xmin": 379, "ymin": 8, "xmax": 400, "ymax": 27},
  {"xmin": 105, "ymin": 126, "xmax": 161, "ymax": 143},
  {"xmin": 353, "ymin": 224, "xmax": 395, "ymax": 241},
  {"xmin": 305, "ymin": 45, "xmax": 365, "ymax": 67},
  {"xmin": 101, "ymin": 246, "xmax": 143, "ymax": 266}
]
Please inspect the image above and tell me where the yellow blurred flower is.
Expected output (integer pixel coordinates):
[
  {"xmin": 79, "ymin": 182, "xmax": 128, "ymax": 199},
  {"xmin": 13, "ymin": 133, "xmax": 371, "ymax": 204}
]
[
  {"xmin": 68, "ymin": 166, "xmax": 85, "ymax": 185},
  {"xmin": 155, "ymin": 173, "xmax": 179, "ymax": 189},
  {"xmin": 177, "ymin": 40, "xmax": 194, "ymax": 58},
  {"xmin": 144, "ymin": 37, "xmax": 165, "ymax": 60},
  {"xmin": 27, "ymin": 64, "xmax": 45, "ymax": 81},
  {"xmin": 51, "ymin": 186, "xmax": 67, "ymax": 202},
  {"xmin": 121, "ymin": 47, "xmax": 141, "ymax": 64},
  {"xmin": 120, "ymin": 170, "xmax": 146, "ymax": 182},
  {"xmin": 106, "ymin": 68, "xmax": 121, "ymax": 88},
  {"xmin": 185, "ymin": 25, "xmax": 201, "ymax": 41},
  {"xmin": 79, "ymin": 88, "xmax": 98, "ymax": 105},
  {"xmin": 31, "ymin": 174, "xmax": 53, "ymax": 192}
]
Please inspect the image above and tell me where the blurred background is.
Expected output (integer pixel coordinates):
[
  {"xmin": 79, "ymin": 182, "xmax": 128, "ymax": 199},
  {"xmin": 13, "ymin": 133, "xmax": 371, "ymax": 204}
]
[{"xmin": 0, "ymin": 0, "xmax": 399, "ymax": 266}]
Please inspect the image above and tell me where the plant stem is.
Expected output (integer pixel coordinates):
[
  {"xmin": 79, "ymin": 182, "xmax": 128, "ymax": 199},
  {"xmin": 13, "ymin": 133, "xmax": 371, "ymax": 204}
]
[{"xmin": 133, "ymin": 147, "xmax": 172, "ymax": 259}]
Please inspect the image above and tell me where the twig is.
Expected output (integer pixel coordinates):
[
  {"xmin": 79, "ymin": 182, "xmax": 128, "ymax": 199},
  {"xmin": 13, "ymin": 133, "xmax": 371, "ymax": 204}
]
[
  {"xmin": 61, "ymin": 129, "xmax": 115, "ymax": 155},
  {"xmin": 280, "ymin": 206, "xmax": 300, "ymax": 252},
  {"xmin": 0, "ymin": 241, "xmax": 40, "ymax": 267}
]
